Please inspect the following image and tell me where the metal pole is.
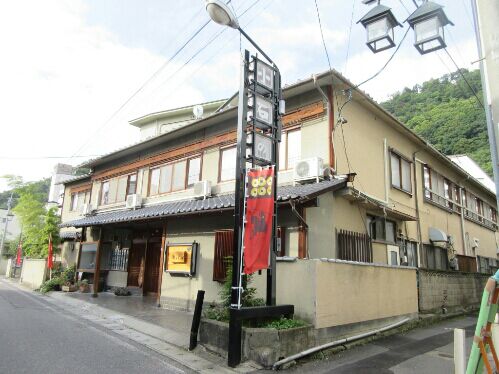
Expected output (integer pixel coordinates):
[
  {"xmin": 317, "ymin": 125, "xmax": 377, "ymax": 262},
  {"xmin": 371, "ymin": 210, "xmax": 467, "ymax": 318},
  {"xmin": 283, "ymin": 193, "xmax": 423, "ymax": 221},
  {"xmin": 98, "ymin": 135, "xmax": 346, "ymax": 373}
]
[
  {"xmin": 228, "ymin": 49, "xmax": 249, "ymax": 368},
  {"xmin": 0, "ymin": 192, "xmax": 14, "ymax": 256},
  {"xmin": 471, "ymin": 0, "xmax": 499, "ymax": 214},
  {"xmin": 238, "ymin": 28, "xmax": 274, "ymax": 66}
]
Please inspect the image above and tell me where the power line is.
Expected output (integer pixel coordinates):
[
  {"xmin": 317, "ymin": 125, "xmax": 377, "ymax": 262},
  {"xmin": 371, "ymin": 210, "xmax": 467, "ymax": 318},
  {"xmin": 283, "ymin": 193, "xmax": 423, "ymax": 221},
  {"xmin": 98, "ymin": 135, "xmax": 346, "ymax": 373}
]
[
  {"xmin": 443, "ymin": 48, "xmax": 484, "ymax": 109},
  {"xmin": 398, "ymin": 0, "xmax": 411, "ymax": 14},
  {"xmin": 314, "ymin": 0, "xmax": 332, "ymax": 71},
  {"xmin": 0, "ymin": 155, "xmax": 101, "ymax": 160},
  {"xmin": 71, "ymin": 6, "xmax": 216, "ymax": 158},
  {"xmin": 343, "ymin": 0, "xmax": 356, "ymax": 76},
  {"xmin": 354, "ymin": 27, "xmax": 410, "ymax": 89}
]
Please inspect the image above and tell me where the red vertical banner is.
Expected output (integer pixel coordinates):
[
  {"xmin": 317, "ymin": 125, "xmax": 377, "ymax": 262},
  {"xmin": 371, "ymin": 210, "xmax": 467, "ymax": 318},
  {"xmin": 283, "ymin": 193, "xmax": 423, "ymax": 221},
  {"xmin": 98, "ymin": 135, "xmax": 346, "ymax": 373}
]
[
  {"xmin": 243, "ymin": 167, "xmax": 275, "ymax": 275},
  {"xmin": 15, "ymin": 240, "xmax": 22, "ymax": 266},
  {"xmin": 47, "ymin": 234, "xmax": 53, "ymax": 269}
]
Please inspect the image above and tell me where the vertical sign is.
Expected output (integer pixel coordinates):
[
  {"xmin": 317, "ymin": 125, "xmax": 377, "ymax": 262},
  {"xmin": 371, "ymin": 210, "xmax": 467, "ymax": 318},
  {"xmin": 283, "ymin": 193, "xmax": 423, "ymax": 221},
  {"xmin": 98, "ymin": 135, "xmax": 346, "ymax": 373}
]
[{"xmin": 243, "ymin": 167, "xmax": 275, "ymax": 274}]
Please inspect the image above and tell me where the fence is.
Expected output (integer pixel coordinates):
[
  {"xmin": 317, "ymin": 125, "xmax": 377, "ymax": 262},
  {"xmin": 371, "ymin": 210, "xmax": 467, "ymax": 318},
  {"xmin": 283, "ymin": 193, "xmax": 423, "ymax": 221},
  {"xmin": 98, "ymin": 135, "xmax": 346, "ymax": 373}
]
[{"xmin": 337, "ymin": 229, "xmax": 372, "ymax": 263}]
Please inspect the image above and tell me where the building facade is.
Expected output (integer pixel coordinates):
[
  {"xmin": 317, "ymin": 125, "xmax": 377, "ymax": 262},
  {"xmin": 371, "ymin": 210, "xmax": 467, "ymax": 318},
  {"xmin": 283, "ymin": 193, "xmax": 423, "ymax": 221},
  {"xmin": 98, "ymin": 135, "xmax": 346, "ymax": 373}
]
[{"xmin": 59, "ymin": 69, "xmax": 498, "ymax": 321}]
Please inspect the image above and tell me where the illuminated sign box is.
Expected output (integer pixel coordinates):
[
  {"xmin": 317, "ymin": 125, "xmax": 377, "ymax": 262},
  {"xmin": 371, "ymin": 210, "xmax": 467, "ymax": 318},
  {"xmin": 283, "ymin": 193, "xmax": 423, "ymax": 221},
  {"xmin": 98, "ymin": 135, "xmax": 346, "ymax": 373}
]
[{"xmin": 165, "ymin": 242, "xmax": 198, "ymax": 276}]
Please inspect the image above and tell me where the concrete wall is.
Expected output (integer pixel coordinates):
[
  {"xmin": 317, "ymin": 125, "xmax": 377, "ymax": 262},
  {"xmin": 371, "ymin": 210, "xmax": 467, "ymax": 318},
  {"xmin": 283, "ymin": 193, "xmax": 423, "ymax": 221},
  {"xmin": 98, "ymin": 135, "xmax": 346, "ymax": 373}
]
[
  {"xmin": 60, "ymin": 241, "xmax": 79, "ymax": 268},
  {"xmin": 418, "ymin": 269, "xmax": 490, "ymax": 313},
  {"xmin": 275, "ymin": 259, "xmax": 418, "ymax": 329},
  {"xmin": 20, "ymin": 259, "xmax": 47, "ymax": 289}
]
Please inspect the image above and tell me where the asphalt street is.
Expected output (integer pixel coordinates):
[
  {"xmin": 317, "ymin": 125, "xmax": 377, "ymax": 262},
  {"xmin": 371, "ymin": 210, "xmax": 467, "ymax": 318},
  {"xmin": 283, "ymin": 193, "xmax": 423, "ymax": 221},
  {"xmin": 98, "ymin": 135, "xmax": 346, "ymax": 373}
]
[{"xmin": 0, "ymin": 280, "xmax": 194, "ymax": 374}]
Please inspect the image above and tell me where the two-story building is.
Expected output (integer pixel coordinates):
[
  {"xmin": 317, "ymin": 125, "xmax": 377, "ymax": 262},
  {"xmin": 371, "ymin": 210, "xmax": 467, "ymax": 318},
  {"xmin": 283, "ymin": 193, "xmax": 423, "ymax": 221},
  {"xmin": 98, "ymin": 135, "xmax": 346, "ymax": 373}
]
[{"xmin": 59, "ymin": 69, "xmax": 498, "ymax": 315}]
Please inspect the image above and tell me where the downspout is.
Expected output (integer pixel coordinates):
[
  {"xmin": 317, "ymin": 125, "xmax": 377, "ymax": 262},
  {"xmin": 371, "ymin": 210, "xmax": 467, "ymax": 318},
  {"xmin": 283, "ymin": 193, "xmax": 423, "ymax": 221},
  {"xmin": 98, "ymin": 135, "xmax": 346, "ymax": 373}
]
[
  {"xmin": 384, "ymin": 139, "xmax": 389, "ymax": 202},
  {"xmin": 290, "ymin": 199, "xmax": 309, "ymax": 258},
  {"xmin": 313, "ymin": 75, "xmax": 335, "ymax": 171},
  {"xmin": 412, "ymin": 152, "xmax": 424, "ymax": 267}
]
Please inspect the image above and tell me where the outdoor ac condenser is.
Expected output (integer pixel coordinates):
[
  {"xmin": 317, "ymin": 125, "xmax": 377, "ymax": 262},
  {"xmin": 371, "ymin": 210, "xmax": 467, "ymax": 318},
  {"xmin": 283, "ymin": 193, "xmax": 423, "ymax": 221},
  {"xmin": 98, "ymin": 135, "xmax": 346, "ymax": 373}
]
[
  {"xmin": 293, "ymin": 157, "xmax": 324, "ymax": 184},
  {"xmin": 193, "ymin": 180, "xmax": 211, "ymax": 199},
  {"xmin": 126, "ymin": 194, "xmax": 142, "ymax": 209}
]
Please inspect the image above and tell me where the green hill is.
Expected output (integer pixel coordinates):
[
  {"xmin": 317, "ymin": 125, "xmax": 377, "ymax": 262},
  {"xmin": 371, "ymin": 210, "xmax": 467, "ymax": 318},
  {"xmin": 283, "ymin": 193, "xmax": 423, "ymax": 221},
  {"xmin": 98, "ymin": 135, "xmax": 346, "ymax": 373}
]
[{"xmin": 381, "ymin": 69, "xmax": 491, "ymax": 174}]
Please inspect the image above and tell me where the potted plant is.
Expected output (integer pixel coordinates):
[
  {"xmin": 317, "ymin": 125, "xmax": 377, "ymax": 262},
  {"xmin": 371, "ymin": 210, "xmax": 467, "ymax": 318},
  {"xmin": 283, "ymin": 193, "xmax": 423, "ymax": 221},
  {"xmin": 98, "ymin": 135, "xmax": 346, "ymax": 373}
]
[
  {"xmin": 78, "ymin": 279, "xmax": 90, "ymax": 293},
  {"xmin": 61, "ymin": 281, "xmax": 77, "ymax": 292}
]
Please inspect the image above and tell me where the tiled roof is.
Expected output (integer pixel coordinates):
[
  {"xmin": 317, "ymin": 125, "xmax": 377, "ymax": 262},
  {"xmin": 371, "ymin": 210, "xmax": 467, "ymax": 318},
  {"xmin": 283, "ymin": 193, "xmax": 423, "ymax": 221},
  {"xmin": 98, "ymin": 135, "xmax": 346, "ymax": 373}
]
[
  {"xmin": 60, "ymin": 231, "xmax": 79, "ymax": 240},
  {"xmin": 60, "ymin": 178, "xmax": 346, "ymax": 228}
]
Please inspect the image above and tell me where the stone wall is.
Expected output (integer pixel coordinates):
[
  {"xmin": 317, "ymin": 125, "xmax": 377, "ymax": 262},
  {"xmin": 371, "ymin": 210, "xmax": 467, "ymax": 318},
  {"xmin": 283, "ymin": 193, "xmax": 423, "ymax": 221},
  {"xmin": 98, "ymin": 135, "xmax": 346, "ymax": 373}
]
[
  {"xmin": 20, "ymin": 258, "xmax": 47, "ymax": 289},
  {"xmin": 418, "ymin": 269, "xmax": 490, "ymax": 313}
]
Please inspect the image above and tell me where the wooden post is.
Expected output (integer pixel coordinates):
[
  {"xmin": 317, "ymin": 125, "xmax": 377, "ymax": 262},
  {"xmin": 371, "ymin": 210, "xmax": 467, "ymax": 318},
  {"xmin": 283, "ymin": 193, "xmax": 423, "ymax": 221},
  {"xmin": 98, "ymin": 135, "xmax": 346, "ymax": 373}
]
[
  {"xmin": 298, "ymin": 207, "xmax": 307, "ymax": 259},
  {"xmin": 92, "ymin": 227, "xmax": 102, "ymax": 298},
  {"xmin": 156, "ymin": 222, "xmax": 167, "ymax": 307}
]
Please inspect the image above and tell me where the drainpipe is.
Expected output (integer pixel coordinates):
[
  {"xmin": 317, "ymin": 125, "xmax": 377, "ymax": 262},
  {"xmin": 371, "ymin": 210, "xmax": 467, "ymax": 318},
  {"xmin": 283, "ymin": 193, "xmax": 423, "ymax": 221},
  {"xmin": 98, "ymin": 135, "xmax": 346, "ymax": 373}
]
[
  {"xmin": 313, "ymin": 75, "xmax": 335, "ymax": 171},
  {"xmin": 272, "ymin": 317, "xmax": 410, "ymax": 370},
  {"xmin": 412, "ymin": 152, "xmax": 424, "ymax": 267},
  {"xmin": 384, "ymin": 139, "xmax": 389, "ymax": 202}
]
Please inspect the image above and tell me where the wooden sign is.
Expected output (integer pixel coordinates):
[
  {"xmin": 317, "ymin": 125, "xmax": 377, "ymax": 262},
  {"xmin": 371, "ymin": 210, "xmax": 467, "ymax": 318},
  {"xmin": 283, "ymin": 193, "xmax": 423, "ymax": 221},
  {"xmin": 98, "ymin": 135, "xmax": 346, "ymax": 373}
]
[{"xmin": 165, "ymin": 242, "xmax": 198, "ymax": 276}]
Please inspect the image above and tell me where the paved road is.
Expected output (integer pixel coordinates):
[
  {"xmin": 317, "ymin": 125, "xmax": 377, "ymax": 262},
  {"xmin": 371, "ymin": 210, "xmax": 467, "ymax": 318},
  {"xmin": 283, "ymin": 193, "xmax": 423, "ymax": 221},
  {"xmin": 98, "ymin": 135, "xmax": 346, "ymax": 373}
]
[
  {"xmin": 288, "ymin": 316, "xmax": 477, "ymax": 373},
  {"xmin": 0, "ymin": 280, "xmax": 194, "ymax": 374}
]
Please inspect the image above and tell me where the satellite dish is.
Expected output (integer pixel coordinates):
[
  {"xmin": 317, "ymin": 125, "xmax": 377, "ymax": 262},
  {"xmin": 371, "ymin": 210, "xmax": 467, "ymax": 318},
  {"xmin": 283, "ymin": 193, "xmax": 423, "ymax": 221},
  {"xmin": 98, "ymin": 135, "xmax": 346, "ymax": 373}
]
[{"xmin": 193, "ymin": 105, "xmax": 204, "ymax": 119}]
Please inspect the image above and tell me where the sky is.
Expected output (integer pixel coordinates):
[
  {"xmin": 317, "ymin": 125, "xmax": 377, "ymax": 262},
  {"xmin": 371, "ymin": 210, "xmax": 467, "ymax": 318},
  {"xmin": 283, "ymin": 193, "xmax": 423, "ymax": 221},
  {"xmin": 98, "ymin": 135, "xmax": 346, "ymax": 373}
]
[{"xmin": 0, "ymin": 0, "xmax": 479, "ymax": 192}]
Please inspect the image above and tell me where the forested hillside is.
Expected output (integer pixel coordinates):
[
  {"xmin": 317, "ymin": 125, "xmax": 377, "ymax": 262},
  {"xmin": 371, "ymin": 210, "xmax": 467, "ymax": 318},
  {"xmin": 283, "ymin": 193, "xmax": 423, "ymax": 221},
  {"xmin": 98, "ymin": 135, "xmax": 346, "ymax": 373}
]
[{"xmin": 381, "ymin": 69, "xmax": 491, "ymax": 174}]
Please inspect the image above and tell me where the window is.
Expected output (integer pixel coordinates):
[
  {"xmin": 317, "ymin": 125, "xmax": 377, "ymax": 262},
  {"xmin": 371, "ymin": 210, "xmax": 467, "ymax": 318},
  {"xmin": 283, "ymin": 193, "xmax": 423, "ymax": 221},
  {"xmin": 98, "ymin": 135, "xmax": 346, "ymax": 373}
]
[
  {"xmin": 422, "ymin": 244, "xmax": 448, "ymax": 270},
  {"xmin": 367, "ymin": 215, "xmax": 396, "ymax": 243},
  {"xmin": 390, "ymin": 151, "xmax": 412, "ymax": 193},
  {"xmin": 219, "ymin": 147, "xmax": 237, "ymax": 182},
  {"xmin": 100, "ymin": 181, "xmax": 110, "ymax": 205},
  {"xmin": 187, "ymin": 157, "xmax": 201, "ymax": 186},
  {"xmin": 423, "ymin": 165, "xmax": 431, "ymax": 199},
  {"xmin": 149, "ymin": 158, "xmax": 196, "ymax": 196},
  {"xmin": 70, "ymin": 193, "xmax": 78, "ymax": 211},
  {"xmin": 149, "ymin": 168, "xmax": 160, "ymax": 196},
  {"xmin": 423, "ymin": 165, "xmax": 456, "ymax": 209},
  {"xmin": 126, "ymin": 174, "xmax": 137, "ymax": 196},
  {"xmin": 213, "ymin": 230, "xmax": 234, "ymax": 282},
  {"xmin": 444, "ymin": 178, "xmax": 452, "ymax": 209},
  {"xmin": 172, "ymin": 160, "xmax": 187, "ymax": 191},
  {"xmin": 116, "ymin": 176, "xmax": 128, "ymax": 202},
  {"xmin": 277, "ymin": 227, "xmax": 286, "ymax": 257},
  {"xmin": 452, "ymin": 185, "xmax": 461, "ymax": 213},
  {"xmin": 286, "ymin": 129, "xmax": 301, "ymax": 169}
]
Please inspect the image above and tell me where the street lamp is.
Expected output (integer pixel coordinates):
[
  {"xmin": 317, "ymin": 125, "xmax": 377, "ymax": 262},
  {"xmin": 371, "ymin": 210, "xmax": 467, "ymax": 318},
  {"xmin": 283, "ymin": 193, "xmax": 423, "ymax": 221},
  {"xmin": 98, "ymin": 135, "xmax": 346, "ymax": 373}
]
[
  {"xmin": 358, "ymin": 2, "xmax": 402, "ymax": 53},
  {"xmin": 406, "ymin": 1, "xmax": 453, "ymax": 55}
]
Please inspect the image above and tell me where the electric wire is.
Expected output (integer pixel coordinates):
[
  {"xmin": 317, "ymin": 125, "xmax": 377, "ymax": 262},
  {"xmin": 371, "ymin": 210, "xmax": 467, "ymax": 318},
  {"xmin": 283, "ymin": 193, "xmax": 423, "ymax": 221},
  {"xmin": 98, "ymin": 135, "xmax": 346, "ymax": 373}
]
[
  {"xmin": 353, "ymin": 27, "xmax": 410, "ymax": 90},
  {"xmin": 443, "ymin": 48, "xmax": 484, "ymax": 109},
  {"xmin": 314, "ymin": 0, "xmax": 332, "ymax": 71},
  {"xmin": 343, "ymin": 0, "xmax": 356, "ymax": 76},
  {"xmin": 0, "ymin": 155, "xmax": 101, "ymax": 160},
  {"xmin": 398, "ymin": 0, "xmax": 411, "ymax": 14},
  {"xmin": 70, "ymin": 15, "xmax": 213, "ymax": 158}
]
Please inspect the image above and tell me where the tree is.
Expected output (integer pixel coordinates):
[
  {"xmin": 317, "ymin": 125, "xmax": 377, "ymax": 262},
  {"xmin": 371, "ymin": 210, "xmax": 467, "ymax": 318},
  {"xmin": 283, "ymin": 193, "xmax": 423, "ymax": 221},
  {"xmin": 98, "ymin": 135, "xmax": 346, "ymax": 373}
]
[
  {"xmin": 7, "ymin": 176, "xmax": 60, "ymax": 258},
  {"xmin": 382, "ymin": 69, "xmax": 491, "ymax": 174}
]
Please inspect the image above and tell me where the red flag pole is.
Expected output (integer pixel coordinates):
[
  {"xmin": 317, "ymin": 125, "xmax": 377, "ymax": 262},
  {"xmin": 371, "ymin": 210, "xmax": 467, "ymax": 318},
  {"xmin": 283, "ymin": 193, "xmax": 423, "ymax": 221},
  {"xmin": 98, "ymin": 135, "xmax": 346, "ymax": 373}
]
[{"xmin": 48, "ymin": 233, "xmax": 53, "ymax": 279}]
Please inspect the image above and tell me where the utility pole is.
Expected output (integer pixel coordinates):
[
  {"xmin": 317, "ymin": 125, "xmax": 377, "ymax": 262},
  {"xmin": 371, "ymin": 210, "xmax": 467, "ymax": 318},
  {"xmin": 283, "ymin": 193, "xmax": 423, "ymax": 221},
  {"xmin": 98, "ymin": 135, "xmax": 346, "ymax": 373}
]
[
  {"xmin": 471, "ymin": 1, "xmax": 499, "ymax": 213},
  {"xmin": 0, "ymin": 192, "xmax": 14, "ymax": 256}
]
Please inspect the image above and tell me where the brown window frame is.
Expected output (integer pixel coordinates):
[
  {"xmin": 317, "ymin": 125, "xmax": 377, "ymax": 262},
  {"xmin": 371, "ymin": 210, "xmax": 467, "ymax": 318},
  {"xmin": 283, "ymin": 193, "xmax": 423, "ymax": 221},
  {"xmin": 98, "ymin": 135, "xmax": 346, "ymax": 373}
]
[
  {"xmin": 213, "ymin": 230, "xmax": 234, "ymax": 282},
  {"xmin": 186, "ymin": 156, "xmax": 202, "ymax": 187},
  {"xmin": 389, "ymin": 150, "xmax": 412, "ymax": 194},
  {"xmin": 218, "ymin": 145, "xmax": 237, "ymax": 183},
  {"xmin": 283, "ymin": 127, "xmax": 301, "ymax": 171},
  {"xmin": 100, "ymin": 181, "xmax": 110, "ymax": 206},
  {"xmin": 126, "ymin": 173, "xmax": 138, "ymax": 197},
  {"xmin": 148, "ymin": 156, "xmax": 200, "ymax": 197},
  {"xmin": 70, "ymin": 192, "xmax": 78, "ymax": 211}
]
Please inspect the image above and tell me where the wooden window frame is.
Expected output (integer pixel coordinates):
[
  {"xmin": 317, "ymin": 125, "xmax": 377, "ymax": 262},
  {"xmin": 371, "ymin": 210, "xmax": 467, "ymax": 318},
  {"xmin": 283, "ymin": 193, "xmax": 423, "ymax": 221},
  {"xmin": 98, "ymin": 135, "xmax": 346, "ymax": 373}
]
[
  {"xmin": 70, "ymin": 192, "xmax": 78, "ymax": 211},
  {"xmin": 149, "ymin": 156, "xmax": 200, "ymax": 197},
  {"xmin": 367, "ymin": 215, "xmax": 397, "ymax": 244},
  {"xmin": 125, "ymin": 173, "xmax": 138, "ymax": 197},
  {"xmin": 100, "ymin": 181, "xmax": 110, "ymax": 206},
  {"xmin": 389, "ymin": 149, "xmax": 412, "ymax": 195},
  {"xmin": 218, "ymin": 145, "xmax": 237, "ymax": 183},
  {"xmin": 186, "ymin": 155, "xmax": 203, "ymax": 187},
  {"xmin": 213, "ymin": 230, "xmax": 234, "ymax": 282},
  {"xmin": 283, "ymin": 127, "xmax": 301, "ymax": 171},
  {"xmin": 148, "ymin": 167, "xmax": 162, "ymax": 196}
]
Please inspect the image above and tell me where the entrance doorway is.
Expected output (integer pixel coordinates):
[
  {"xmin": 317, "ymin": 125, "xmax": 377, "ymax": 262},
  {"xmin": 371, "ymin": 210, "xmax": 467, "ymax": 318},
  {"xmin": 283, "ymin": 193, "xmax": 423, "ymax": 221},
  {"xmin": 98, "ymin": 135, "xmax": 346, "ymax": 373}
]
[
  {"xmin": 127, "ymin": 242, "xmax": 146, "ymax": 287},
  {"xmin": 144, "ymin": 240, "xmax": 162, "ymax": 295}
]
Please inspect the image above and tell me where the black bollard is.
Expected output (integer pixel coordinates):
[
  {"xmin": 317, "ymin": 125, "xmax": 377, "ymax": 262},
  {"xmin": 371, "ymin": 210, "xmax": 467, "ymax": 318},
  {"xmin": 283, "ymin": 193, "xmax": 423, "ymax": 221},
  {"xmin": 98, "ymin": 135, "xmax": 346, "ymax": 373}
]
[{"xmin": 189, "ymin": 290, "xmax": 205, "ymax": 351}]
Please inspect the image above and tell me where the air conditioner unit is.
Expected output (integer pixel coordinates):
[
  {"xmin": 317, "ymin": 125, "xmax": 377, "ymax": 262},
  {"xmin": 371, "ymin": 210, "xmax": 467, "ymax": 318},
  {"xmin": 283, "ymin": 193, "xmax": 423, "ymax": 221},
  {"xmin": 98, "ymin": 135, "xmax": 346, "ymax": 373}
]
[
  {"xmin": 193, "ymin": 180, "xmax": 212, "ymax": 199},
  {"xmin": 472, "ymin": 237, "xmax": 480, "ymax": 249},
  {"xmin": 81, "ymin": 203, "xmax": 93, "ymax": 216},
  {"xmin": 126, "ymin": 194, "xmax": 142, "ymax": 209},
  {"xmin": 293, "ymin": 157, "xmax": 324, "ymax": 184}
]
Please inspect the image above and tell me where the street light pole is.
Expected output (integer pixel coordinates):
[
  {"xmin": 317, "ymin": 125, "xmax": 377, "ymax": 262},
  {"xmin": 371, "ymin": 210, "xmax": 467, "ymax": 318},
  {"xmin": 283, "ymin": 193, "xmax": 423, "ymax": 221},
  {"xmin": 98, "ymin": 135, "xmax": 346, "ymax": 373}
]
[{"xmin": 0, "ymin": 192, "xmax": 14, "ymax": 256}]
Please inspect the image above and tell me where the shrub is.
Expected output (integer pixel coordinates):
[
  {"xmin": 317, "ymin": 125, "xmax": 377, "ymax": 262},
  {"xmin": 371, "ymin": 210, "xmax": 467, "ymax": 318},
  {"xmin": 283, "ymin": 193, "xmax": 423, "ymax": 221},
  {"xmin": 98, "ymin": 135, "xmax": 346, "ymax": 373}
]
[
  {"xmin": 60, "ymin": 265, "xmax": 76, "ymax": 285},
  {"xmin": 40, "ymin": 277, "xmax": 63, "ymax": 293},
  {"xmin": 260, "ymin": 318, "xmax": 306, "ymax": 330}
]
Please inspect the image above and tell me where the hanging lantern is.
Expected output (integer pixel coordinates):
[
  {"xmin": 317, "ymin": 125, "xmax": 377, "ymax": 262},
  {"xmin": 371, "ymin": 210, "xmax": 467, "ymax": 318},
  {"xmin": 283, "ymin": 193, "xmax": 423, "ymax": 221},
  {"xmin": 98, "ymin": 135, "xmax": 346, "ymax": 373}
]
[
  {"xmin": 406, "ymin": 1, "xmax": 454, "ymax": 55},
  {"xmin": 358, "ymin": 3, "xmax": 402, "ymax": 53}
]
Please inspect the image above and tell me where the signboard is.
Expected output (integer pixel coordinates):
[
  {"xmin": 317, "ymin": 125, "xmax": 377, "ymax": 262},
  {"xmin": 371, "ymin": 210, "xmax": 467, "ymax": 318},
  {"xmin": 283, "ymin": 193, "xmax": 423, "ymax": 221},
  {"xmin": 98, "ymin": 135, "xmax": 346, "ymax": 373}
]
[
  {"xmin": 253, "ymin": 133, "xmax": 272, "ymax": 163},
  {"xmin": 243, "ymin": 167, "xmax": 275, "ymax": 274},
  {"xmin": 165, "ymin": 242, "xmax": 198, "ymax": 276},
  {"xmin": 248, "ymin": 95, "xmax": 273, "ymax": 126}
]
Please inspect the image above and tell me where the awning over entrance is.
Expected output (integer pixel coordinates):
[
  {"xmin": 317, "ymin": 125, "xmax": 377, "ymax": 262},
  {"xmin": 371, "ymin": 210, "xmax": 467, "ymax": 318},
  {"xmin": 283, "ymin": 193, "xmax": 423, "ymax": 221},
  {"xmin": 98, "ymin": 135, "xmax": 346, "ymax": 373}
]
[{"xmin": 61, "ymin": 178, "xmax": 347, "ymax": 228}]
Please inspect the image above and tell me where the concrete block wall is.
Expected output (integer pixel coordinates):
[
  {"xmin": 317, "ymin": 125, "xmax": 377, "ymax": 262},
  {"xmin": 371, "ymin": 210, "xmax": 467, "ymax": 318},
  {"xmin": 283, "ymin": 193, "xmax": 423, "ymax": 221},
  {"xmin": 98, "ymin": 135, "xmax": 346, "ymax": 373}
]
[{"xmin": 418, "ymin": 269, "xmax": 489, "ymax": 313}]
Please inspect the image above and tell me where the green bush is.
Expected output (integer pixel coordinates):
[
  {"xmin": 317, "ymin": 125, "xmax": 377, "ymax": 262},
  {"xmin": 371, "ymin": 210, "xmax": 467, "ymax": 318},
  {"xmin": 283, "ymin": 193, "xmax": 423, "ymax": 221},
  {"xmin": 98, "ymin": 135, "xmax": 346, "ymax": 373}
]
[
  {"xmin": 60, "ymin": 265, "xmax": 76, "ymax": 285},
  {"xmin": 260, "ymin": 317, "xmax": 306, "ymax": 330},
  {"xmin": 39, "ymin": 277, "xmax": 63, "ymax": 293}
]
